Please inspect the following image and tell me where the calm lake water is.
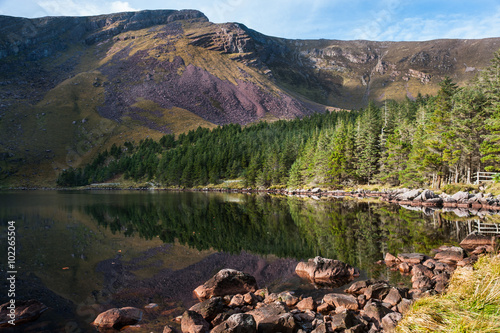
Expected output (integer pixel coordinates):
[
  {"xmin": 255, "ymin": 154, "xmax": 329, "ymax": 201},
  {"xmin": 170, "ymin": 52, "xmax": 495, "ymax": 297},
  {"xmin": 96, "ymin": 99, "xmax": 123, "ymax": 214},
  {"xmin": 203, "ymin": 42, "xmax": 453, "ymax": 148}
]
[{"xmin": 0, "ymin": 190, "xmax": 491, "ymax": 332}]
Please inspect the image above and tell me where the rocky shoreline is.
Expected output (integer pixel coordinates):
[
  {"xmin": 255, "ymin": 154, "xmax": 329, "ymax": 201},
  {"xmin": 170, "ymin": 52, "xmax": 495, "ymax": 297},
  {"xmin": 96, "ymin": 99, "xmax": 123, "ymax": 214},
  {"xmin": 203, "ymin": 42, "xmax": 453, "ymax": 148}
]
[
  {"xmin": 85, "ymin": 233, "xmax": 498, "ymax": 333},
  {"xmin": 6, "ymin": 186, "xmax": 500, "ymax": 211}
]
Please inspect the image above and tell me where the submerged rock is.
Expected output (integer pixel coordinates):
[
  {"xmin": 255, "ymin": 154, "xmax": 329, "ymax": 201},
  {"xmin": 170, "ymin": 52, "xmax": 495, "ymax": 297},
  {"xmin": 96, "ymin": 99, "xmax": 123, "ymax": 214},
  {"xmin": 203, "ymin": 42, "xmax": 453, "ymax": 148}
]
[{"xmin": 0, "ymin": 300, "xmax": 48, "ymax": 327}]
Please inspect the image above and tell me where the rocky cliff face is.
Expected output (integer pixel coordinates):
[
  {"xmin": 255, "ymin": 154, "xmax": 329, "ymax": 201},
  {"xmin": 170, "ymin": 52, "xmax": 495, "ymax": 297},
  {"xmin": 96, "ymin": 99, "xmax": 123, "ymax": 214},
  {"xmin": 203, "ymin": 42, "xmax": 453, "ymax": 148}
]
[{"xmin": 0, "ymin": 9, "xmax": 499, "ymax": 184}]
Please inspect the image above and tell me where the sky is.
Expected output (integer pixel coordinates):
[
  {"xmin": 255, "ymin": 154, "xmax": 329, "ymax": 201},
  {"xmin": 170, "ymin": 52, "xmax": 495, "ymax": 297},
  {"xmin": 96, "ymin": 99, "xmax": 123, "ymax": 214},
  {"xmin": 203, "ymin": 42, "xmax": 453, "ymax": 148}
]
[{"xmin": 0, "ymin": 0, "xmax": 500, "ymax": 41}]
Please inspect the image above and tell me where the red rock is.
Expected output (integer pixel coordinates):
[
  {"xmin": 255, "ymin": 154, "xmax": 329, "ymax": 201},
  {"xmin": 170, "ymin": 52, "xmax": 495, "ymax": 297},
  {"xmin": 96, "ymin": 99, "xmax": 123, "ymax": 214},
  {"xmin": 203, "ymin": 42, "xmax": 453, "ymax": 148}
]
[
  {"xmin": 278, "ymin": 292, "xmax": 299, "ymax": 307},
  {"xmin": 382, "ymin": 288, "xmax": 402, "ymax": 307},
  {"xmin": 398, "ymin": 262, "xmax": 411, "ymax": 273},
  {"xmin": 211, "ymin": 313, "xmax": 257, "ymax": 333},
  {"xmin": 193, "ymin": 269, "xmax": 258, "ymax": 301},
  {"xmin": 163, "ymin": 325, "xmax": 181, "ymax": 333},
  {"xmin": 181, "ymin": 310, "xmax": 210, "ymax": 333},
  {"xmin": 434, "ymin": 247, "xmax": 465, "ymax": 264},
  {"xmin": 411, "ymin": 264, "xmax": 434, "ymax": 279},
  {"xmin": 384, "ymin": 253, "xmax": 399, "ymax": 263},
  {"xmin": 296, "ymin": 297, "xmax": 317, "ymax": 311},
  {"xmin": 323, "ymin": 293, "xmax": 358, "ymax": 310},
  {"xmin": 229, "ymin": 294, "xmax": 245, "ymax": 308},
  {"xmin": 189, "ymin": 297, "xmax": 225, "ymax": 322},
  {"xmin": 295, "ymin": 257, "xmax": 359, "ymax": 285},
  {"xmin": 93, "ymin": 307, "xmax": 143, "ymax": 330},
  {"xmin": 397, "ymin": 253, "xmax": 427, "ymax": 264},
  {"xmin": 345, "ymin": 280, "xmax": 369, "ymax": 295},
  {"xmin": 460, "ymin": 233, "xmax": 494, "ymax": 251},
  {"xmin": 363, "ymin": 282, "xmax": 391, "ymax": 300},
  {"xmin": 317, "ymin": 302, "xmax": 333, "ymax": 314},
  {"xmin": 381, "ymin": 312, "xmax": 402, "ymax": 332}
]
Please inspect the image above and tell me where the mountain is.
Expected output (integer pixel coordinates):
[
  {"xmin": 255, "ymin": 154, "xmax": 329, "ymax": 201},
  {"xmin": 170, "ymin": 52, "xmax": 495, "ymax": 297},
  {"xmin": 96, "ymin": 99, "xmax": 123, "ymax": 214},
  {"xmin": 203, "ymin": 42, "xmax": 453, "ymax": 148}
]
[{"xmin": 0, "ymin": 9, "xmax": 499, "ymax": 185}]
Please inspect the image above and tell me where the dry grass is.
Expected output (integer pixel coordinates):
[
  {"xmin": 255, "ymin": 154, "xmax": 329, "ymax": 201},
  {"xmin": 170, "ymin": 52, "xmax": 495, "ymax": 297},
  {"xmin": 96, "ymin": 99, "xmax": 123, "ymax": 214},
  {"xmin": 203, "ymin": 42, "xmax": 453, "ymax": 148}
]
[{"xmin": 397, "ymin": 255, "xmax": 500, "ymax": 333}]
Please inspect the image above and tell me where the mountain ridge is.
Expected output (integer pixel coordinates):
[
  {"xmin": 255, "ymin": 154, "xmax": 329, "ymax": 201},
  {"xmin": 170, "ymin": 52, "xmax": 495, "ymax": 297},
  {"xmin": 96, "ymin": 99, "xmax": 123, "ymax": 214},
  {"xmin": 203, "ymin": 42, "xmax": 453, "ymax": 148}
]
[{"xmin": 0, "ymin": 9, "xmax": 499, "ymax": 185}]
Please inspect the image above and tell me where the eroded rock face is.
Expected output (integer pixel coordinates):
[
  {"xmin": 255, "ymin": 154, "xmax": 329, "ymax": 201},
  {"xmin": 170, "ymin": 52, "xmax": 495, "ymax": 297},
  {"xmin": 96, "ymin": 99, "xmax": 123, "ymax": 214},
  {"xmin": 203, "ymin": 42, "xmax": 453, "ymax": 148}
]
[
  {"xmin": 93, "ymin": 306, "xmax": 143, "ymax": 330},
  {"xmin": 295, "ymin": 257, "xmax": 360, "ymax": 286},
  {"xmin": 0, "ymin": 300, "xmax": 48, "ymax": 327},
  {"xmin": 194, "ymin": 269, "xmax": 258, "ymax": 301}
]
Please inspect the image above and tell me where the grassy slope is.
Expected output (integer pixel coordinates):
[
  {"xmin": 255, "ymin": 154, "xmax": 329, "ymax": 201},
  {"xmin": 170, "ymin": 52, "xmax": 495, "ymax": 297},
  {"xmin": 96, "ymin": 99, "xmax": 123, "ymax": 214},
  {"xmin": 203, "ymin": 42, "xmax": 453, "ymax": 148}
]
[{"xmin": 397, "ymin": 254, "xmax": 500, "ymax": 333}]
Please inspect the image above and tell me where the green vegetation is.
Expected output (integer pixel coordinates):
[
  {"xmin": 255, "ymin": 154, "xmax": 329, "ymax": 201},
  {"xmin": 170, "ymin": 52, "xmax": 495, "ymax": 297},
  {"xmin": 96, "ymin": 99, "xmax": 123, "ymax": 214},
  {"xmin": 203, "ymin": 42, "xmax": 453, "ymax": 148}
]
[
  {"xmin": 397, "ymin": 255, "xmax": 500, "ymax": 333},
  {"xmin": 58, "ymin": 50, "xmax": 500, "ymax": 189}
]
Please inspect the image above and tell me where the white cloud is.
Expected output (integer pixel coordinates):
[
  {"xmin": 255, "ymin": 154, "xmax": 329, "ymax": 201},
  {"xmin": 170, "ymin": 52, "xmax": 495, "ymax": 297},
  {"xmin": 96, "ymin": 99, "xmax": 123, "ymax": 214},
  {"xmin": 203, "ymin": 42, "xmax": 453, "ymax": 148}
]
[{"xmin": 36, "ymin": 0, "xmax": 137, "ymax": 16}]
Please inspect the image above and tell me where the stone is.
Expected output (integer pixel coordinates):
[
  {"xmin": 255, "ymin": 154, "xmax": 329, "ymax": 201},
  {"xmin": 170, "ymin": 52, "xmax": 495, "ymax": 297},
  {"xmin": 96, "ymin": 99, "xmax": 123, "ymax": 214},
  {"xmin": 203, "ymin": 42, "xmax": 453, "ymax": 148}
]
[
  {"xmin": 411, "ymin": 264, "xmax": 434, "ymax": 278},
  {"xmin": 381, "ymin": 312, "xmax": 402, "ymax": 332},
  {"xmin": 296, "ymin": 297, "xmax": 317, "ymax": 311},
  {"xmin": 330, "ymin": 310, "xmax": 359, "ymax": 330},
  {"xmin": 189, "ymin": 297, "xmax": 225, "ymax": 322},
  {"xmin": 181, "ymin": 310, "xmax": 210, "ymax": 333},
  {"xmin": 257, "ymin": 312, "xmax": 296, "ymax": 333},
  {"xmin": 323, "ymin": 293, "xmax": 358, "ymax": 310},
  {"xmin": 382, "ymin": 288, "xmax": 402, "ymax": 306},
  {"xmin": 384, "ymin": 252, "xmax": 399, "ymax": 263},
  {"xmin": 93, "ymin": 307, "xmax": 143, "ymax": 330},
  {"xmin": 0, "ymin": 299, "xmax": 48, "ymax": 327},
  {"xmin": 211, "ymin": 312, "xmax": 232, "ymax": 327},
  {"xmin": 412, "ymin": 276, "xmax": 433, "ymax": 290},
  {"xmin": 345, "ymin": 280, "xmax": 369, "ymax": 295},
  {"xmin": 295, "ymin": 257, "xmax": 360, "ymax": 285},
  {"xmin": 396, "ymin": 298, "xmax": 413, "ymax": 314},
  {"xmin": 363, "ymin": 282, "xmax": 391, "ymax": 300},
  {"xmin": 457, "ymin": 255, "xmax": 478, "ymax": 267},
  {"xmin": 211, "ymin": 313, "xmax": 257, "ymax": 333},
  {"xmin": 460, "ymin": 233, "xmax": 494, "ymax": 251},
  {"xmin": 413, "ymin": 189, "xmax": 438, "ymax": 201},
  {"xmin": 311, "ymin": 323, "xmax": 329, "ymax": 333},
  {"xmin": 434, "ymin": 247, "xmax": 465, "ymax": 264},
  {"xmin": 423, "ymin": 259, "xmax": 437, "ymax": 269},
  {"xmin": 278, "ymin": 292, "xmax": 299, "ymax": 307},
  {"xmin": 471, "ymin": 245, "xmax": 494, "ymax": 255},
  {"xmin": 193, "ymin": 269, "xmax": 258, "ymax": 301},
  {"xmin": 452, "ymin": 191, "xmax": 470, "ymax": 202},
  {"xmin": 163, "ymin": 325, "xmax": 181, "ymax": 333},
  {"xmin": 244, "ymin": 292, "xmax": 258, "ymax": 305},
  {"xmin": 229, "ymin": 294, "xmax": 246, "ymax": 308},
  {"xmin": 398, "ymin": 262, "xmax": 411, "ymax": 274},
  {"xmin": 397, "ymin": 253, "xmax": 427, "ymax": 264},
  {"xmin": 317, "ymin": 302, "xmax": 333, "ymax": 314},
  {"xmin": 246, "ymin": 302, "xmax": 288, "ymax": 325},
  {"xmin": 395, "ymin": 189, "xmax": 421, "ymax": 201},
  {"xmin": 357, "ymin": 294, "xmax": 367, "ymax": 308},
  {"xmin": 362, "ymin": 301, "xmax": 393, "ymax": 323}
]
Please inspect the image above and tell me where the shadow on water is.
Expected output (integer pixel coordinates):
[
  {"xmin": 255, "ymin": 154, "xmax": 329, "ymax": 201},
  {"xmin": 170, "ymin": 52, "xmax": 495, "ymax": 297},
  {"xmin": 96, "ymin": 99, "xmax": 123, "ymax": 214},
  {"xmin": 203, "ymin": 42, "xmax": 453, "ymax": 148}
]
[{"xmin": 0, "ymin": 190, "xmax": 492, "ymax": 332}]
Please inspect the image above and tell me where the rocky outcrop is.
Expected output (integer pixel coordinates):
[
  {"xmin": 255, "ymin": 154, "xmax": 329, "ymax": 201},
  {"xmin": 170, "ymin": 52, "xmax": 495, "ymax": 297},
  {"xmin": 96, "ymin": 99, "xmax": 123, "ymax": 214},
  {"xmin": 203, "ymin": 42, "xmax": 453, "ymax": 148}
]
[
  {"xmin": 295, "ymin": 256, "xmax": 360, "ymax": 286},
  {"xmin": 92, "ymin": 306, "xmax": 143, "ymax": 330},
  {"xmin": 194, "ymin": 269, "xmax": 258, "ymax": 301},
  {"xmin": 0, "ymin": 300, "xmax": 48, "ymax": 327}
]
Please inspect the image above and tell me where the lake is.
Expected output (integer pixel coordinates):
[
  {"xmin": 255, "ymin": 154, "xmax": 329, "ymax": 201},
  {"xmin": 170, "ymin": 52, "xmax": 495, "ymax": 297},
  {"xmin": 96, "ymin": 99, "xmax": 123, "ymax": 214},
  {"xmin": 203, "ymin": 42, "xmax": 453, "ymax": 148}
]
[{"xmin": 0, "ymin": 190, "xmax": 489, "ymax": 332}]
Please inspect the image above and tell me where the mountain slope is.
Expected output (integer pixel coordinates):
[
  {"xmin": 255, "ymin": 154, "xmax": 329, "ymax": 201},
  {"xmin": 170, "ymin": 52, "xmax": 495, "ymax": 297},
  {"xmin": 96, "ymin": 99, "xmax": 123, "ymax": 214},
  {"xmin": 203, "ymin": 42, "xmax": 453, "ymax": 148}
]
[{"xmin": 0, "ymin": 9, "xmax": 499, "ymax": 185}]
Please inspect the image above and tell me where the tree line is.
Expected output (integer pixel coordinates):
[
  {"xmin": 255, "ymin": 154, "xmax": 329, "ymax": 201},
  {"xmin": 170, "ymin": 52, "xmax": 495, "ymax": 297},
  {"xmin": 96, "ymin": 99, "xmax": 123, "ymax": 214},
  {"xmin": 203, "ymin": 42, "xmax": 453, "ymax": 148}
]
[{"xmin": 57, "ymin": 50, "xmax": 500, "ymax": 189}]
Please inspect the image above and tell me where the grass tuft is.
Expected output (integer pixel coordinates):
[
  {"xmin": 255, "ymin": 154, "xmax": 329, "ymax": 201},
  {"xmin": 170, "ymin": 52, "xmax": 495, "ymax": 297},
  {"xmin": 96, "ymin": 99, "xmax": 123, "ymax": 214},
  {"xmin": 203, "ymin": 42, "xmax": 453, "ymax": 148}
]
[{"xmin": 397, "ymin": 255, "xmax": 500, "ymax": 333}]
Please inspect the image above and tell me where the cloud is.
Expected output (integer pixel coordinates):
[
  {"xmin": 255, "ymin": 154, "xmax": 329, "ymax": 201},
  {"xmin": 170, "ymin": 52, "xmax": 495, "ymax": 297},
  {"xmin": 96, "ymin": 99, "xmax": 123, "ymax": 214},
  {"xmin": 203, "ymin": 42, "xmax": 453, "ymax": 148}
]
[{"xmin": 36, "ymin": 0, "xmax": 137, "ymax": 16}]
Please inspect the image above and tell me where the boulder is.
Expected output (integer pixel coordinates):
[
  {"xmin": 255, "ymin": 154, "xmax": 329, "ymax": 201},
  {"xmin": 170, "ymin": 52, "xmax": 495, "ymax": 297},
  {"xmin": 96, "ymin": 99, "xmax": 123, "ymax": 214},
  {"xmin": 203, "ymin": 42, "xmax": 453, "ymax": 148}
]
[
  {"xmin": 395, "ymin": 189, "xmax": 421, "ymax": 201},
  {"xmin": 229, "ymin": 294, "xmax": 246, "ymax": 308},
  {"xmin": 396, "ymin": 298, "xmax": 413, "ymax": 314},
  {"xmin": 345, "ymin": 280, "xmax": 369, "ymax": 295},
  {"xmin": 278, "ymin": 292, "xmax": 299, "ymax": 308},
  {"xmin": 363, "ymin": 282, "xmax": 391, "ymax": 300},
  {"xmin": 0, "ymin": 300, "xmax": 48, "ymax": 327},
  {"xmin": 398, "ymin": 262, "xmax": 411, "ymax": 274},
  {"xmin": 330, "ymin": 310, "xmax": 360, "ymax": 330},
  {"xmin": 434, "ymin": 247, "xmax": 465, "ymax": 264},
  {"xmin": 295, "ymin": 257, "xmax": 359, "ymax": 285},
  {"xmin": 452, "ymin": 191, "xmax": 470, "ymax": 202},
  {"xmin": 413, "ymin": 189, "xmax": 438, "ymax": 201},
  {"xmin": 296, "ymin": 297, "xmax": 316, "ymax": 311},
  {"xmin": 381, "ymin": 312, "xmax": 402, "ymax": 332},
  {"xmin": 211, "ymin": 313, "xmax": 257, "ymax": 333},
  {"xmin": 411, "ymin": 264, "xmax": 434, "ymax": 278},
  {"xmin": 384, "ymin": 252, "xmax": 399, "ymax": 263},
  {"xmin": 361, "ymin": 300, "xmax": 393, "ymax": 323},
  {"xmin": 194, "ymin": 269, "xmax": 258, "ymax": 301},
  {"xmin": 323, "ymin": 293, "xmax": 358, "ymax": 310},
  {"xmin": 412, "ymin": 276, "xmax": 433, "ymax": 290},
  {"xmin": 460, "ymin": 233, "xmax": 494, "ymax": 251},
  {"xmin": 93, "ymin": 307, "xmax": 143, "ymax": 330},
  {"xmin": 382, "ymin": 288, "xmax": 403, "ymax": 306},
  {"xmin": 317, "ymin": 302, "xmax": 333, "ymax": 314},
  {"xmin": 397, "ymin": 253, "xmax": 427, "ymax": 264},
  {"xmin": 256, "ymin": 312, "xmax": 296, "ymax": 333},
  {"xmin": 246, "ymin": 303, "xmax": 288, "ymax": 325},
  {"xmin": 457, "ymin": 255, "xmax": 479, "ymax": 267},
  {"xmin": 189, "ymin": 297, "xmax": 225, "ymax": 322},
  {"xmin": 181, "ymin": 310, "xmax": 210, "ymax": 333}
]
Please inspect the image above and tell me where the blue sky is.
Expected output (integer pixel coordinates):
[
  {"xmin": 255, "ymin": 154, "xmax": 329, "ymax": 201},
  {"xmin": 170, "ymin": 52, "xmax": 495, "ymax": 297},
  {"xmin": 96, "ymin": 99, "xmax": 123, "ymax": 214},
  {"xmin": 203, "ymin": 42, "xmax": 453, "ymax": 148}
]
[{"xmin": 1, "ymin": 0, "xmax": 499, "ymax": 41}]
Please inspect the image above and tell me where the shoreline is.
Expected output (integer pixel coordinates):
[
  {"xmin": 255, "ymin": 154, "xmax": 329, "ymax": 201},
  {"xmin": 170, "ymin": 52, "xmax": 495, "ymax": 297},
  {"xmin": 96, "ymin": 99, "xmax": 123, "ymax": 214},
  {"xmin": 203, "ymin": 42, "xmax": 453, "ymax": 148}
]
[{"xmin": 5, "ymin": 186, "xmax": 500, "ymax": 212}]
